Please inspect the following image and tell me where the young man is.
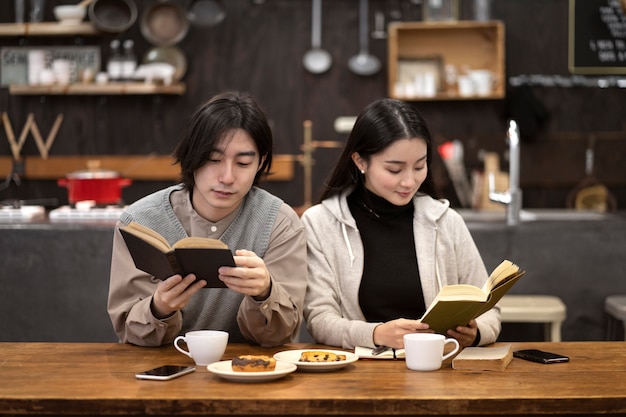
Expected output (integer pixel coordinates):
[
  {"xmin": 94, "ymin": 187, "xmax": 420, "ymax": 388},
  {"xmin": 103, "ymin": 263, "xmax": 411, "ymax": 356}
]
[{"xmin": 108, "ymin": 91, "xmax": 307, "ymax": 347}]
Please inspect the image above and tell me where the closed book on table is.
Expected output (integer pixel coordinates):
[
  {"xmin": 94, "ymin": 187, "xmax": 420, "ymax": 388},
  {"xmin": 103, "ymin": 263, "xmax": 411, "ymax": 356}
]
[{"xmin": 452, "ymin": 344, "xmax": 513, "ymax": 371}]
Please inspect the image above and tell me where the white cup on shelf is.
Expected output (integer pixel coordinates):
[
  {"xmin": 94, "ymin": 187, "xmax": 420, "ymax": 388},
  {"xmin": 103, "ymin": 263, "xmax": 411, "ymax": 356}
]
[
  {"xmin": 52, "ymin": 59, "xmax": 71, "ymax": 85},
  {"xmin": 457, "ymin": 75, "xmax": 474, "ymax": 97},
  {"xmin": 28, "ymin": 49, "xmax": 47, "ymax": 85},
  {"xmin": 469, "ymin": 69, "xmax": 494, "ymax": 96}
]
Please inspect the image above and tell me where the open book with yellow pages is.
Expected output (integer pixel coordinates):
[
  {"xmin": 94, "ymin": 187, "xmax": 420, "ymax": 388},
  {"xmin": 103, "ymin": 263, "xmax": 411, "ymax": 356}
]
[
  {"xmin": 119, "ymin": 221, "xmax": 235, "ymax": 288},
  {"xmin": 420, "ymin": 260, "xmax": 525, "ymax": 335}
]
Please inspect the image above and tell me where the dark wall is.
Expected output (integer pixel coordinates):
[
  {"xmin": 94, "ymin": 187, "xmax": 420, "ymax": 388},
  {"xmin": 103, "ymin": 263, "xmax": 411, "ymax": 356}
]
[{"xmin": 1, "ymin": 0, "xmax": 625, "ymax": 209}]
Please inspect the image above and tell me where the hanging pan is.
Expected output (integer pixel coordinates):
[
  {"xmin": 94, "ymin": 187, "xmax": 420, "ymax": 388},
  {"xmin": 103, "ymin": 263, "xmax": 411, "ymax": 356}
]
[
  {"xmin": 140, "ymin": 0, "xmax": 190, "ymax": 46},
  {"xmin": 88, "ymin": 0, "xmax": 138, "ymax": 34},
  {"xmin": 565, "ymin": 137, "xmax": 616, "ymax": 212},
  {"xmin": 187, "ymin": 0, "xmax": 226, "ymax": 27}
]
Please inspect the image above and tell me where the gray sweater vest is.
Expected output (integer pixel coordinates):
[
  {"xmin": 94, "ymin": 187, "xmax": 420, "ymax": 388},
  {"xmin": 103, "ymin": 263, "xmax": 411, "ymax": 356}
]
[{"xmin": 120, "ymin": 184, "xmax": 283, "ymax": 342}]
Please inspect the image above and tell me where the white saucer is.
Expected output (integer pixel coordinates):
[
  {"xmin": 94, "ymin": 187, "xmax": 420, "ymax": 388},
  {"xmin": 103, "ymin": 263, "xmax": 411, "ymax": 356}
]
[
  {"xmin": 207, "ymin": 360, "xmax": 297, "ymax": 382},
  {"xmin": 273, "ymin": 349, "xmax": 358, "ymax": 372}
]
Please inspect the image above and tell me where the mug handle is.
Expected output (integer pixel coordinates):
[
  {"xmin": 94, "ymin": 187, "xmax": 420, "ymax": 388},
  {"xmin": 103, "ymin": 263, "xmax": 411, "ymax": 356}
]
[
  {"xmin": 173, "ymin": 336, "xmax": 192, "ymax": 359},
  {"xmin": 441, "ymin": 338, "xmax": 460, "ymax": 361}
]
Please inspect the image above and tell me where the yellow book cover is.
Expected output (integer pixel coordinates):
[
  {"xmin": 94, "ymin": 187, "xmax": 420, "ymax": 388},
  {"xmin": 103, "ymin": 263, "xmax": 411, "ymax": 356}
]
[{"xmin": 420, "ymin": 260, "xmax": 525, "ymax": 335}]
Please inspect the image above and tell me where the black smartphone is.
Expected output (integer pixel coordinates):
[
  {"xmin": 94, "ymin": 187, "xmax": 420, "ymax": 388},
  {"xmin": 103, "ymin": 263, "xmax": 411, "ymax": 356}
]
[
  {"xmin": 135, "ymin": 365, "xmax": 196, "ymax": 380},
  {"xmin": 513, "ymin": 349, "xmax": 570, "ymax": 364}
]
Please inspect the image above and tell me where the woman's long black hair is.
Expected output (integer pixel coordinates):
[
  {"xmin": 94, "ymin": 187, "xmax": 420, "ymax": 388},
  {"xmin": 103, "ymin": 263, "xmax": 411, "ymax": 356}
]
[{"xmin": 319, "ymin": 98, "xmax": 439, "ymax": 203}]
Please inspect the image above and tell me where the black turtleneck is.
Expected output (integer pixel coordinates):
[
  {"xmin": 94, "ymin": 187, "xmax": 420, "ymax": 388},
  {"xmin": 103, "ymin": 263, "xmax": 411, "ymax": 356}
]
[{"xmin": 347, "ymin": 185, "xmax": 426, "ymax": 322}]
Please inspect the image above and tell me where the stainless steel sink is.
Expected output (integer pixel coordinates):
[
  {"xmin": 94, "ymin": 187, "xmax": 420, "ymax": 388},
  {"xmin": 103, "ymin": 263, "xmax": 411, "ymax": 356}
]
[{"xmin": 456, "ymin": 209, "xmax": 614, "ymax": 222}]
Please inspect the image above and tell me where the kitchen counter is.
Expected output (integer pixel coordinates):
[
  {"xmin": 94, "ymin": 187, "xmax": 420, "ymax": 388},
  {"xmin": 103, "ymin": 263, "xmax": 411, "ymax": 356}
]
[
  {"xmin": 0, "ymin": 341, "xmax": 625, "ymax": 416},
  {"xmin": 1, "ymin": 211, "xmax": 625, "ymax": 342},
  {"xmin": 463, "ymin": 211, "xmax": 626, "ymax": 341},
  {"xmin": 0, "ymin": 219, "xmax": 119, "ymax": 342}
]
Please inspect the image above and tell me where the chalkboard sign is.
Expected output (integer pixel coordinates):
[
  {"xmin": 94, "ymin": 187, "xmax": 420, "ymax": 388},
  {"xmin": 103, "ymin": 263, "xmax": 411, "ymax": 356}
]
[{"xmin": 569, "ymin": 0, "xmax": 626, "ymax": 74}]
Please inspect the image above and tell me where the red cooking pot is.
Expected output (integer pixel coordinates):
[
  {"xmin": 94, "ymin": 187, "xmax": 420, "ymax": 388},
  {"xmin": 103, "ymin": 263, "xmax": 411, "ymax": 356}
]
[{"xmin": 58, "ymin": 168, "xmax": 132, "ymax": 206}]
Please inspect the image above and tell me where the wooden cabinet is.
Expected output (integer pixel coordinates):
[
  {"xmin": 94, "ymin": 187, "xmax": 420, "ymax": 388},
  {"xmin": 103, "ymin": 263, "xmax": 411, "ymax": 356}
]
[{"xmin": 387, "ymin": 21, "xmax": 505, "ymax": 101}]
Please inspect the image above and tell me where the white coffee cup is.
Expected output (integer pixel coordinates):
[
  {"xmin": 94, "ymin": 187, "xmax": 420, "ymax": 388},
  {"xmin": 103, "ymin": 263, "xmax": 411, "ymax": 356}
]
[
  {"xmin": 174, "ymin": 330, "xmax": 228, "ymax": 366},
  {"xmin": 469, "ymin": 69, "xmax": 494, "ymax": 96},
  {"xmin": 457, "ymin": 75, "xmax": 474, "ymax": 97},
  {"xmin": 403, "ymin": 333, "xmax": 460, "ymax": 371}
]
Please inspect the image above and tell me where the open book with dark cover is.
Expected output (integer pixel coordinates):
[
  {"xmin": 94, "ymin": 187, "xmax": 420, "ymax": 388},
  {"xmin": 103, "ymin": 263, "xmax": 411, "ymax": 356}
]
[
  {"xmin": 119, "ymin": 221, "xmax": 235, "ymax": 288},
  {"xmin": 420, "ymin": 259, "xmax": 525, "ymax": 335}
]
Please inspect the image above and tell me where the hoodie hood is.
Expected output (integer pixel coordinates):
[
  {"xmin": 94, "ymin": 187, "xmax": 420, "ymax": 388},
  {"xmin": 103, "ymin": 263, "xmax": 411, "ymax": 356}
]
[{"xmin": 317, "ymin": 188, "xmax": 451, "ymax": 268}]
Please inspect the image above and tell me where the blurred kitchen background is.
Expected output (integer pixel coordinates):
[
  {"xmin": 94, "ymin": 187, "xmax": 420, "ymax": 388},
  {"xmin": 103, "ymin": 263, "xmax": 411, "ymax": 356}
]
[{"xmin": 1, "ymin": 0, "xmax": 624, "ymax": 212}]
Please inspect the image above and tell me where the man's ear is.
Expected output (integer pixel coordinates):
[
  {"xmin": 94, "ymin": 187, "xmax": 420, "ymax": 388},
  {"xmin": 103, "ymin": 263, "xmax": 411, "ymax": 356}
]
[{"xmin": 258, "ymin": 154, "xmax": 267, "ymax": 172}]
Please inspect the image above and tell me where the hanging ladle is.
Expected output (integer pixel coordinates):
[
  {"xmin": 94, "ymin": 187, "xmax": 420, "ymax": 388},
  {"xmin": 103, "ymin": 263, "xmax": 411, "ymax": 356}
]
[
  {"xmin": 348, "ymin": 0, "xmax": 381, "ymax": 76},
  {"xmin": 302, "ymin": 0, "xmax": 332, "ymax": 74}
]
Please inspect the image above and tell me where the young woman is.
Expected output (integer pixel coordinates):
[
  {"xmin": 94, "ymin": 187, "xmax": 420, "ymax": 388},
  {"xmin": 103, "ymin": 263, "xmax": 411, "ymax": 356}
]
[
  {"xmin": 301, "ymin": 98, "xmax": 499, "ymax": 350},
  {"xmin": 108, "ymin": 91, "xmax": 307, "ymax": 347}
]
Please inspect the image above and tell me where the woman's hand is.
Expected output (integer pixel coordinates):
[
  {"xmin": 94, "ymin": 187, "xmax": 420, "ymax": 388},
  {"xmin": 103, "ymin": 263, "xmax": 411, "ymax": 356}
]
[
  {"xmin": 218, "ymin": 249, "xmax": 272, "ymax": 300},
  {"xmin": 151, "ymin": 274, "xmax": 207, "ymax": 319},
  {"xmin": 373, "ymin": 318, "xmax": 433, "ymax": 349},
  {"xmin": 447, "ymin": 319, "xmax": 479, "ymax": 348}
]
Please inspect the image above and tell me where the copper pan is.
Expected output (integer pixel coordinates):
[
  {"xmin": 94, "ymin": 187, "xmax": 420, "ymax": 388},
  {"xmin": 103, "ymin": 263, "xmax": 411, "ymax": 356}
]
[{"xmin": 141, "ymin": 0, "xmax": 190, "ymax": 47}]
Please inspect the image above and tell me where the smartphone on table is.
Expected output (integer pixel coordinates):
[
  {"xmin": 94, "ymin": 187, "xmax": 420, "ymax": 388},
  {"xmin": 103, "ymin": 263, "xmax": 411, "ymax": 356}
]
[
  {"xmin": 513, "ymin": 349, "xmax": 570, "ymax": 364},
  {"xmin": 135, "ymin": 365, "xmax": 196, "ymax": 380}
]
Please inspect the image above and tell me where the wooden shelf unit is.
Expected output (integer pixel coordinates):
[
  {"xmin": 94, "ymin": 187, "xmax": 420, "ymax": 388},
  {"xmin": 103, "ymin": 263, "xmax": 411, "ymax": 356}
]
[
  {"xmin": 0, "ymin": 22, "xmax": 99, "ymax": 36},
  {"xmin": 0, "ymin": 155, "xmax": 295, "ymax": 182},
  {"xmin": 8, "ymin": 83, "xmax": 187, "ymax": 96},
  {"xmin": 388, "ymin": 21, "xmax": 505, "ymax": 101}
]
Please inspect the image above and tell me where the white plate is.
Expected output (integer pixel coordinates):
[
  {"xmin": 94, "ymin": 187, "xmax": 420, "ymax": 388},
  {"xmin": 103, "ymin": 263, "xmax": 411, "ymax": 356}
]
[
  {"xmin": 207, "ymin": 360, "xmax": 297, "ymax": 382},
  {"xmin": 273, "ymin": 349, "xmax": 358, "ymax": 372}
]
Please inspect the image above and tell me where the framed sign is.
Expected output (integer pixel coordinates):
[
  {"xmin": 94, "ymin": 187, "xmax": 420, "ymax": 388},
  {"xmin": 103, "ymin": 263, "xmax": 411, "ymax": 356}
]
[{"xmin": 569, "ymin": 0, "xmax": 626, "ymax": 74}]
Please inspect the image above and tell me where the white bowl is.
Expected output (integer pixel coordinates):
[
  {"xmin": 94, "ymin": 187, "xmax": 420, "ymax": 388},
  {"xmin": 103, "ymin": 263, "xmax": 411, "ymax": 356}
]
[{"xmin": 54, "ymin": 5, "xmax": 87, "ymax": 25}]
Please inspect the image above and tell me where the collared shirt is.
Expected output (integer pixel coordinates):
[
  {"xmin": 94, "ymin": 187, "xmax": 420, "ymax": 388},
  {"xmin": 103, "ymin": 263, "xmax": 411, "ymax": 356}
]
[{"xmin": 108, "ymin": 188, "xmax": 307, "ymax": 347}]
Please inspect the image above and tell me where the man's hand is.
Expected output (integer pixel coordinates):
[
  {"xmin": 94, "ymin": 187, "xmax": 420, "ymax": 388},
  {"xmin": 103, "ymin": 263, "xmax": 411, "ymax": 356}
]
[
  {"xmin": 151, "ymin": 274, "xmax": 207, "ymax": 319},
  {"xmin": 218, "ymin": 249, "xmax": 271, "ymax": 299}
]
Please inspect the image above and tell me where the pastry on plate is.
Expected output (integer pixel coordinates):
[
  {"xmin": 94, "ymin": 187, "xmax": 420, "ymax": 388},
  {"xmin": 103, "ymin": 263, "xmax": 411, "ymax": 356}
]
[
  {"xmin": 231, "ymin": 355, "xmax": 277, "ymax": 372},
  {"xmin": 299, "ymin": 351, "xmax": 347, "ymax": 362}
]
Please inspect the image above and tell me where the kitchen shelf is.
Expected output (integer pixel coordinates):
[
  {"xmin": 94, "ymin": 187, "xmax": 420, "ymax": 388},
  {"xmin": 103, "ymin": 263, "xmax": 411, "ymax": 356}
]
[
  {"xmin": 388, "ymin": 21, "xmax": 505, "ymax": 101},
  {"xmin": 8, "ymin": 82, "xmax": 187, "ymax": 96},
  {"xmin": 0, "ymin": 22, "xmax": 99, "ymax": 36},
  {"xmin": 0, "ymin": 155, "xmax": 295, "ymax": 182}
]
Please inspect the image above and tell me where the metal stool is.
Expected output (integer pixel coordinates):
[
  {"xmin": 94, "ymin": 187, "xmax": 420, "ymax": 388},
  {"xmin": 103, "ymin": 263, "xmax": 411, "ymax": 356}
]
[
  {"xmin": 605, "ymin": 295, "xmax": 626, "ymax": 341},
  {"xmin": 498, "ymin": 295, "xmax": 567, "ymax": 342}
]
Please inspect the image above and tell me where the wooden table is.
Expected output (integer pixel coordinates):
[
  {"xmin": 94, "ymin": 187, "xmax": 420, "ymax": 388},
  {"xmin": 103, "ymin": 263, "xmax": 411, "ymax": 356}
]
[{"xmin": 0, "ymin": 342, "xmax": 624, "ymax": 416}]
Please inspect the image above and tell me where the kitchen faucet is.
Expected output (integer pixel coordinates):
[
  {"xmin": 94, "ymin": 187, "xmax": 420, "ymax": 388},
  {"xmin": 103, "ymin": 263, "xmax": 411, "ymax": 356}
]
[{"xmin": 489, "ymin": 119, "xmax": 522, "ymax": 226}]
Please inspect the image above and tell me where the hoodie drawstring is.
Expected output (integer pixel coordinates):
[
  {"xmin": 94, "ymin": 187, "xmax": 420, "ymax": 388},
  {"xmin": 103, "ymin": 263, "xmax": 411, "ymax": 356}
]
[{"xmin": 341, "ymin": 223, "xmax": 356, "ymax": 267}]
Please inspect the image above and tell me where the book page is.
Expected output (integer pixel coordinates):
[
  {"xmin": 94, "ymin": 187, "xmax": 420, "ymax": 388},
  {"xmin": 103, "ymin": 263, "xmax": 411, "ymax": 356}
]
[
  {"xmin": 123, "ymin": 222, "xmax": 170, "ymax": 252},
  {"xmin": 434, "ymin": 284, "xmax": 488, "ymax": 302},
  {"xmin": 482, "ymin": 260, "xmax": 519, "ymax": 293},
  {"xmin": 172, "ymin": 237, "xmax": 229, "ymax": 249},
  {"xmin": 453, "ymin": 344, "xmax": 512, "ymax": 361}
]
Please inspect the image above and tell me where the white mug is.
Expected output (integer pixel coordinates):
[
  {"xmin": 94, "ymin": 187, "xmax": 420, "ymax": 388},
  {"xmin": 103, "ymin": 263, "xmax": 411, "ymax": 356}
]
[
  {"xmin": 174, "ymin": 330, "xmax": 228, "ymax": 366},
  {"xmin": 469, "ymin": 69, "xmax": 494, "ymax": 96},
  {"xmin": 403, "ymin": 333, "xmax": 460, "ymax": 371},
  {"xmin": 457, "ymin": 75, "xmax": 475, "ymax": 97}
]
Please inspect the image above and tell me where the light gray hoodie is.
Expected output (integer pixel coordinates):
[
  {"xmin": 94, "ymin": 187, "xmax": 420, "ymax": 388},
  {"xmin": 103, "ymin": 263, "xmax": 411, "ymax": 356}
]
[{"xmin": 301, "ymin": 189, "xmax": 500, "ymax": 349}]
